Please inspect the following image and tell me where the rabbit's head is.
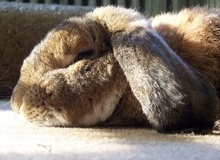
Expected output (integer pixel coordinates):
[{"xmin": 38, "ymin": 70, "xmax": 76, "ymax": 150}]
[
  {"xmin": 10, "ymin": 6, "xmax": 152, "ymax": 127},
  {"xmin": 10, "ymin": 8, "xmax": 136, "ymax": 126}
]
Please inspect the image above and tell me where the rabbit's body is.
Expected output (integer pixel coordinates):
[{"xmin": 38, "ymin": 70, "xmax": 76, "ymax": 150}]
[
  {"xmin": 152, "ymin": 7, "xmax": 220, "ymax": 96},
  {"xmin": 152, "ymin": 8, "xmax": 220, "ymax": 131},
  {"xmin": 11, "ymin": 6, "xmax": 220, "ymax": 132}
]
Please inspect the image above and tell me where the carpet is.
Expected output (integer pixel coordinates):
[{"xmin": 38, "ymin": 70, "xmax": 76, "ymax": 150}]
[{"xmin": 0, "ymin": 100, "xmax": 219, "ymax": 160}]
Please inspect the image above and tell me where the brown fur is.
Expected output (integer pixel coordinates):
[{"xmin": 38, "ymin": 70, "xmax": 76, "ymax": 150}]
[
  {"xmin": 152, "ymin": 8, "xmax": 220, "ymax": 131},
  {"xmin": 152, "ymin": 7, "xmax": 220, "ymax": 92},
  {"xmin": 11, "ymin": 6, "xmax": 220, "ymax": 132}
]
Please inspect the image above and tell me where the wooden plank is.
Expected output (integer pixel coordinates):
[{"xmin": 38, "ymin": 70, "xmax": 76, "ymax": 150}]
[
  {"xmin": 74, "ymin": 0, "xmax": 82, "ymax": 5},
  {"xmin": 187, "ymin": 0, "xmax": 206, "ymax": 6},
  {"xmin": 15, "ymin": 0, "xmax": 23, "ymax": 3},
  {"xmin": 155, "ymin": 0, "xmax": 166, "ymax": 14},
  {"xmin": 215, "ymin": 0, "xmax": 220, "ymax": 7},
  {"xmin": 60, "ymin": 0, "xmax": 68, "ymax": 5},
  {"xmin": 130, "ymin": 0, "xmax": 140, "ymax": 9},
  {"xmin": 144, "ymin": 0, "xmax": 166, "ymax": 16},
  {"xmin": 30, "ymin": 0, "xmax": 38, "ymax": 3},
  {"xmin": 117, "ymin": 0, "xmax": 126, "ymax": 6},
  {"xmin": 102, "ymin": 0, "xmax": 111, "ymax": 6},
  {"xmin": 44, "ymin": 0, "xmax": 53, "ymax": 4},
  {"xmin": 208, "ymin": 0, "xmax": 217, "ymax": 7},
  {"xmin": 172, "ymin": 0, "xmax": 187, "ymax": 11},
  {"xmin": 88, "ymin": 0, "xmax": 97, "ymax": 6},
  {"xmin": 144, "ymin": 0, "xmax": 153, "ymax": 16}
]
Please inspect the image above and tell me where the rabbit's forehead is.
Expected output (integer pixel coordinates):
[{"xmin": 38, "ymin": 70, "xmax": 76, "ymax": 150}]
[
  {"xmin": 48, "ymin": 28, "xmax": 95, "ymax": 54},
  {"xmin": 50, "ymin": 28, "xmax": 91, "ymax": 44}
]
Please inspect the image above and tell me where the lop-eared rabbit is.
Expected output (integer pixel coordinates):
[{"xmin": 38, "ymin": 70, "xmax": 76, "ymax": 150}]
[{"xmin": 11, "ymin": 6, "xmax": 220, "ymax": 133}]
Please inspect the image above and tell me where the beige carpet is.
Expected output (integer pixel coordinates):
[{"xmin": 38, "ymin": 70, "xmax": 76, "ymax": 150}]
[{"xmin": 0, "ymin": 100, "xmax": 220, "ymax": 160}]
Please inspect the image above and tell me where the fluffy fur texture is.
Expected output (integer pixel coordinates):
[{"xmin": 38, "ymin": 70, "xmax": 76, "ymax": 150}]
[
  {"xmin": 11, "ymin": 6, "xmax": 220, "ymax": 133},
  {"xmin": 152, "ymin": 8, "xmax": 220, "ymax": 94}
]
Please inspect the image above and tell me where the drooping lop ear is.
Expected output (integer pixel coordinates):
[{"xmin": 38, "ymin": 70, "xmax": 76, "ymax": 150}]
[
  {"xmin": 111, "ymin": 28, "xmax": 219, "ymax": 133},
  {"xmin": 111, "ymin": 28, "xmax": 186, "ymax": 132}
]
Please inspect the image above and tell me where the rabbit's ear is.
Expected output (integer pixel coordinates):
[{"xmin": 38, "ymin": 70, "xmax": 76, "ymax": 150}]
[
  {"xmin": 111, "ymin": 29, "xmax": 187, "ymax": 132},
  {"xmin": 111, "ymin": 28, "xmax": 219, "ymax": 132}
]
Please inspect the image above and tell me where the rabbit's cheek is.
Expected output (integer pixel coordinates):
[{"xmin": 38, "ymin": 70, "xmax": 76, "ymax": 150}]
[
  {"xmin": 18, "ymin": 88, "xmax": 69, "ymax": 127},
  {"xmin": 22, "ymin": 106, "xmax": 69, "ymax": 127}
]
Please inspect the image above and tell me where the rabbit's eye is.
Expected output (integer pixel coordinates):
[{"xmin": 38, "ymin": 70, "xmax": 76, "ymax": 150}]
[{"xmin": 75, "ymin": 50, "xmax": 95, "ymax": 61}]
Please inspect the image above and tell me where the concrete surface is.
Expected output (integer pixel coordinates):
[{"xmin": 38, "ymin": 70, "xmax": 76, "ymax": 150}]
[{"xmin": 0, "ymin": 100, "xmax": 220, "ymax": 160}]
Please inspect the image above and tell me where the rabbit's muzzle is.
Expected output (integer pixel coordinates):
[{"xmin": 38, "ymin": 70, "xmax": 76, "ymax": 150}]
[{"xmin": 11, "ymin": 54, "xmax": 127, "ymax": 127}]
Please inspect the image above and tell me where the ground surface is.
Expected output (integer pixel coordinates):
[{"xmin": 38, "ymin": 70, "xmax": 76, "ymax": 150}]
[{"xmin": 0, "ymin": 100, "xmax": 220, "ymax": 160}]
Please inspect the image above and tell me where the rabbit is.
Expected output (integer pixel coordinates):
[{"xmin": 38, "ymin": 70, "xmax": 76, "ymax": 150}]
[{"xmin": 11, "ymin": 6, "xmax": 220, "ymax": 133}]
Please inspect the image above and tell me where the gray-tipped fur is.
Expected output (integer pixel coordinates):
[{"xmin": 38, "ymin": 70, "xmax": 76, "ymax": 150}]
[{"xmin": 111, "ymin": 28, "xmax": 219, "ymax": 132}]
